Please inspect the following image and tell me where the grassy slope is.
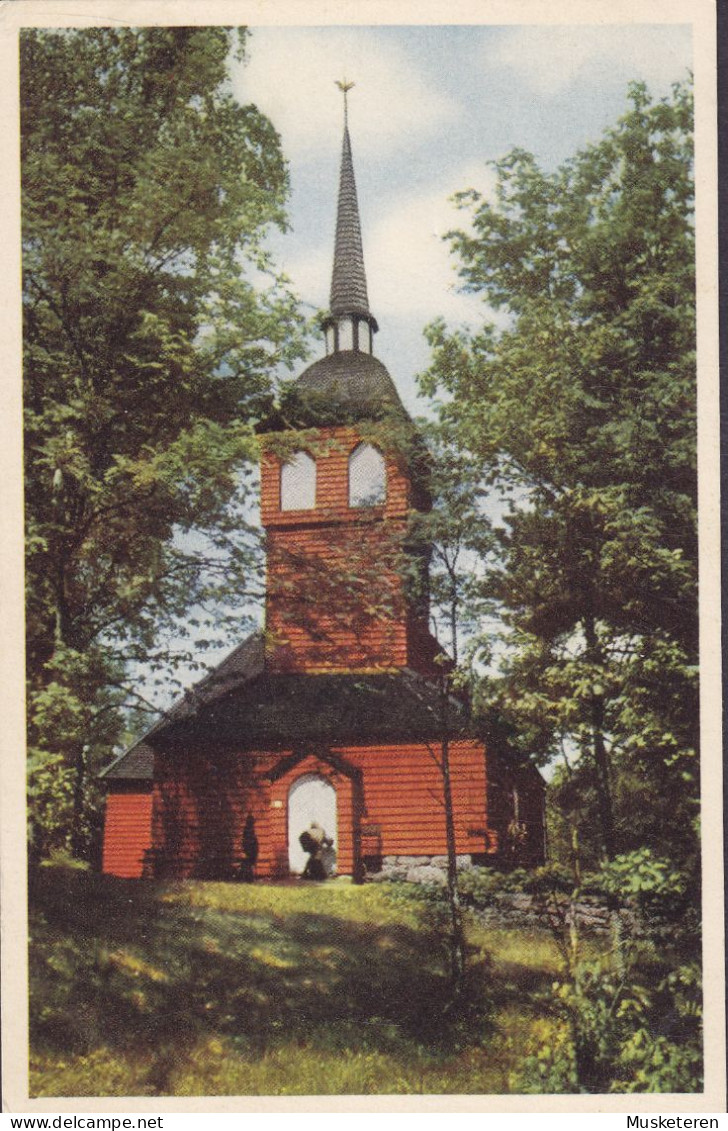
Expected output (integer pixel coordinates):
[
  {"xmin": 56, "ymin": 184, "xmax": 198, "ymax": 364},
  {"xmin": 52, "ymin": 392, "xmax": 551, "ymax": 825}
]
[{"xmin": 29, "ymin": 867, "xmax": 570, "ymax": 1097}]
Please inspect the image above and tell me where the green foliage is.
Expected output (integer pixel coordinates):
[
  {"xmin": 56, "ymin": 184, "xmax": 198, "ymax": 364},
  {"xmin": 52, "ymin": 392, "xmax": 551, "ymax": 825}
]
[
  {"xmin": 518, "ymin": 956, "xmax": 702, "ymax": 1094},
  {"xmin": 29, "ymin": 869, "xmax": 699, "ymax": 1096},
  {"xmin": 513, "ymin": 852, "xmax": 702, "ymax": 1093},
  {"xmin": 597, "ymin": 848, "xmax": 686, "ymax": 903},
  {"xmin": 592, "ymin": 849, "xmax": 699, "ymax": 950},
  {"xmin": 457, "ymin": 867, "xmax": 507, "ymax": 905},
  {"xmin": 404, "ymin": 419, "xmax": 497, "ymax": 668},
  {"xmin": 422, "ymin": 79, "xmax": 697, "ymax": 865},
  {"xmin": 373, "ymin": 876, "xmax": 445, "ymax": 906},
  {"xmin": 22, "ymin": 27, "xmax": 307, "ymax": 855},
  {"xmin": 615, "ymin": 961, "xmax": 703, "ymax": 1093},
  {"xmin": 456, "ymin": 863, "xmax": 573, "ymax": 908}
]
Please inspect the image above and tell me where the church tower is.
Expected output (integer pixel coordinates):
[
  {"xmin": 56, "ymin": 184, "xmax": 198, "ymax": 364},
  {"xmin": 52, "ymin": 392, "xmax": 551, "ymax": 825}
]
[
  {"xmin": 260, "ymin": 90, "xmax": 435, "ymax": 676},
  {"xmin": 99, "ymin": 86, "xmax": 545, "ymax": 883}
]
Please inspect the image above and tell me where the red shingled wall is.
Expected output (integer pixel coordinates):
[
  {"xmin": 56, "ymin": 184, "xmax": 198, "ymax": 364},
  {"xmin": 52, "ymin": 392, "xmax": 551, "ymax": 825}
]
[
  {"xmin": 265, "ymin": 523, "xmax": 410, "ymax": 671},
  {"xmin": 347, "ymin": 740, "xmax": 493, "ymax": 858},
  {"xmin": 260, "ymin": 426, "xmax": 436, "ymax": 676},
  {"xmin": 102, "ymin": 787, "xmax": 154, "ymax": 878},
  {"xmin": 260, "ymin": 426, "xmax": 413, "ymax": 527},
  {"xmin": 147, "ymin": 751, "xmax": 269, "ymax": 880}
]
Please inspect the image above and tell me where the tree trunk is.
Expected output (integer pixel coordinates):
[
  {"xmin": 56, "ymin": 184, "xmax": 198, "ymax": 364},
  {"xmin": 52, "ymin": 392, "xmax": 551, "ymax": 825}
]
[
  {"xmin": 70, "ymin": 744, "xmax": 87, "ymax": 859},
  {"xmin": 55, "ymin": 565, "xmax": 90, "ymax": 862},
  {"xmin": 440, "ymin": 679, "xmax": 466, "ymax": 995},
  {"xmin": 591, "ymin": 702, "xmax": 615, "ymax": 860},
  {"xmin": 570, "ymin": 821, "xmax": 582, "ymax": 887},
  {"xmin": 583, "ymin": 614, "xmax": 616, "ymax": 860}
]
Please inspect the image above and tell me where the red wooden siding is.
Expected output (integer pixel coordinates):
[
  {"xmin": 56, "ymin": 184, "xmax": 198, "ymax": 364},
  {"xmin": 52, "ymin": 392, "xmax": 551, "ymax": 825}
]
[
  {"xmin": 148, "ymin": 740, "xmax": 506, "ymax": 880},
  {"xmin": 102, "ymin": 788, "xmax": 154, "ymax": 878},
  {"xmin": 149, "ymin": 751, "xmax": 272, "ymax": 880},
  {"xmin": 265, "ymin": 523, "xmax": 410, "ymax": 672},
  {"xmin": 347, "ymin": 741, "xmax": 492, "ymax": 857}
]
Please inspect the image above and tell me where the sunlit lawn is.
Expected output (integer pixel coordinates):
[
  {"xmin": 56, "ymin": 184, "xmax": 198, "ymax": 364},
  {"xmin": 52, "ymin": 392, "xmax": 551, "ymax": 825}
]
[{"xmin": 29, "ymin": 866, "xmax": 569, "ymax": 1097}]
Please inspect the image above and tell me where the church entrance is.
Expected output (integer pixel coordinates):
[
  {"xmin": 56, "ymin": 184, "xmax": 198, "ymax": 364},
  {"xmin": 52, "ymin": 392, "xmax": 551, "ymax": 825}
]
[{"xmin": 287, "ymin": 774, "xmax": 337, "ymax": 876}]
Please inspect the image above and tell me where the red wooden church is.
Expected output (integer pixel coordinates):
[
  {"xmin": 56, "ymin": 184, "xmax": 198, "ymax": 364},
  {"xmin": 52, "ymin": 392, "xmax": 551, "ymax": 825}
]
[{"xmin": 100, "ymin": 101, "xmax": 545, "ymax": 882}]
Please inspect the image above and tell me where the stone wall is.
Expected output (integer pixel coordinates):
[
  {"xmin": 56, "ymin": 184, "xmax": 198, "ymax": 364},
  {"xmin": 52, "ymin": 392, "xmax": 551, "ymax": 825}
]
[
  {"xmin": 473, "ymin": 892, "xmax": 635, "ymax": 935},
  {"xmin": 368, "ymin": 856, "xmax": 638, "ymax": 935}
]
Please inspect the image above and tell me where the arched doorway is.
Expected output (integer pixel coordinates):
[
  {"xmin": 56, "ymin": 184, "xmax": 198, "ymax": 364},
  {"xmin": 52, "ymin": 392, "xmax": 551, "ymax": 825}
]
[{"xmin": 288, "ymin": 774, "xmax": 337, "ymax": 876}]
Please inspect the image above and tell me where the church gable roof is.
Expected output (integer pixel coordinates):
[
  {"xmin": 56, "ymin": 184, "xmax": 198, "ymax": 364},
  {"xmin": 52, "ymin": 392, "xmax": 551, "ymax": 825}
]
[
  {"xmin": 150, "ymin": 664, "xmax": 472, "ymax": 753},
  {"xmin": 100, "ymin": 632, "xmax": 266, "ymax": 781},
  {"xmin": 101, "ymin": 627, "xmax": 477, "ymax": 782},
  {"xmin": 99, "ymin": 738, "xmax": 155, "ymax": 782},
  {"xmin": 101, "ymin": 629, "xmax": 544, "ymax": 784}
]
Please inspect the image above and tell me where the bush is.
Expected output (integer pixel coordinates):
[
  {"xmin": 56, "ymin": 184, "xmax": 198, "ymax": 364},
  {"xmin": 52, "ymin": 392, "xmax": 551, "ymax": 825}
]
[
  {"xmin": 513, "ymin": 852, "xmax": 703, "ymax": 1094},
  {"xmin": 516, "ymin": 958, "xmax": 702, "ymax": 1094},
  {"xmin": 456, "ymin": 863, "xmax": 574, "ymax": 910},
  {"xmin": 457, "ymin": 868, "xmax": 504, "ymax": 906}
]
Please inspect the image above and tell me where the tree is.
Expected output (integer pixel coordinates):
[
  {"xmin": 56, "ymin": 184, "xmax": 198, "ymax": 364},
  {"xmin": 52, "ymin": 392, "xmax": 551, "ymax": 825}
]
[
  {"xmin": 401, "ymin": 421, "xmax": 498, "ymax": 995},
  {"xmin": 421, "ymin": 80, "xmax": 697, "ymax": 867},
  {"xmin": 407, "ymin": 420, "xmax": 497, "ymax": 670},
  {"xmin": 22, "ymin": 27, "xmax": 306, "ymax": 857}
]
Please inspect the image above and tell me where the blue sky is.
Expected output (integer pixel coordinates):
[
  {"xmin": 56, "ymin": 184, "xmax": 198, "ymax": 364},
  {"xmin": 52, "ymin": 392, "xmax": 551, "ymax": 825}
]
[{"xmin": 233, "ymin": 23, "xmax": 693, "ymax": 412}]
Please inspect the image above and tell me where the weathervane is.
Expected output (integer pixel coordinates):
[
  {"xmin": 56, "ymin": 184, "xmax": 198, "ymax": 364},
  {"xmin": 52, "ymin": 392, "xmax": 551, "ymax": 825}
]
[{"xmin": 335, "ymin": 77, "xmax": 355, "ymax": 124}]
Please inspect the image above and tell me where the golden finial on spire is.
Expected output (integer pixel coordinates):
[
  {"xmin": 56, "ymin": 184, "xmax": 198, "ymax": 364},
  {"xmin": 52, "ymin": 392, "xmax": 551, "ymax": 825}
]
[{"xmin": 335, "ymin": 78, "xmax": 355, "ymax": 123}]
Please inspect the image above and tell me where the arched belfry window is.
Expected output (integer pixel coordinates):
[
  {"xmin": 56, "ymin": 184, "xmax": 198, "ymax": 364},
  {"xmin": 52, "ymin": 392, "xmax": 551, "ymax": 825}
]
[
  {"xmin": 281, "ymin": 451, "xmax": 316, "ymax": 511},
  {"xmin": 349, "ymin": 443, "xmax": 386, "ymax": 507}
]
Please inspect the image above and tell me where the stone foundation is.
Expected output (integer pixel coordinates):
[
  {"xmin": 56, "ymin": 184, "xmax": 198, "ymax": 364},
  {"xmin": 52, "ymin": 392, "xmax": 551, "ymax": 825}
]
[{"xmin": 369, "ymin": 854, "xmax": 473, "ymax": 885}]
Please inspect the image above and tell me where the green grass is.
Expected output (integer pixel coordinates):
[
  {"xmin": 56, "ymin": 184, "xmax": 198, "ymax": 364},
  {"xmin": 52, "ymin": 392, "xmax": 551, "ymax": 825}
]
[{"xmin": 29, "ymin": 867, "xmax": 575, "ymax": 1097}]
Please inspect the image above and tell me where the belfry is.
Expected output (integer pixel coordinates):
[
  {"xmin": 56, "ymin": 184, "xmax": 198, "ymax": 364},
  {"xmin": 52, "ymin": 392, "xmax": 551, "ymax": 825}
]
[{"xmin": 100, "ymin": 88, "xmax": 544, "ymax": 882}]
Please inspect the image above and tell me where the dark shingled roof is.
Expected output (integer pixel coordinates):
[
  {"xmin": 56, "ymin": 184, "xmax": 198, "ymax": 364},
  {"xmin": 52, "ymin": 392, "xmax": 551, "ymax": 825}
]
[
  {"xmin": 152, "ymin": 666, "xmax": 471, "ymax": 752},
  {"xmin": 100, "ymin": 633, "xmax": 267, "ymax": 782},
  {"xmin": 99, "ymin": 739, "xmax": 155, "ymax": 782},
  {"xmin": 330, "ymin": 124, "xmax": 370, "ymax": 318},
  {"xmin": 278, "ymin": 351, "xmax": 408, "ymax": 427},
  {"xmin": 100, "ymin": 631, "xmax": 472, "ymax": 780}
]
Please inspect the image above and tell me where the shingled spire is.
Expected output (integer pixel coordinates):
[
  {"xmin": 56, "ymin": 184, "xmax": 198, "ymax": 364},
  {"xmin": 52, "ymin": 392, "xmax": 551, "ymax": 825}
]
[
  {"xmin": 323, "ymin": 81, "xmax": 378, "ymax": 356},
  {"xmin": 330, "ymin": 110, "xmax": 369, "ymax": 315},
  {"xmin": 279, "ymin": 80, "xmax": 404, "ymax": 425}
]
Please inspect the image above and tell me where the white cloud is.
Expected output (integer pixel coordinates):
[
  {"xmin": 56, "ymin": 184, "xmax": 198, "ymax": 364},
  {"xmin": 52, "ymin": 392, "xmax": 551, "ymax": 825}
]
[
  {"xmin": 233, "ymin": 27, "xmax": 459, "ymax": 162},
  {"xmin": 280, "ymin": 161, "xmax": 499, "ymax": 328},
  {"xmin": 492, "ymin": 24, "xmax": 691, "ymax": 98},
  {"xmin": 365, "ymin": 163, "xmax": 498, "ymax": 324},
  {"xmin": 281, "ymin": 243, "xmax": 330, "ymax": 312}
]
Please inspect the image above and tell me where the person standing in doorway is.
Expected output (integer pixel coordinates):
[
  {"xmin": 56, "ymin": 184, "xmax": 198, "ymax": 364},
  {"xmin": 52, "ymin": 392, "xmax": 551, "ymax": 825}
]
[{"xmin": 299, "ymin": 820, "xmax": 333, "ymax": 880}]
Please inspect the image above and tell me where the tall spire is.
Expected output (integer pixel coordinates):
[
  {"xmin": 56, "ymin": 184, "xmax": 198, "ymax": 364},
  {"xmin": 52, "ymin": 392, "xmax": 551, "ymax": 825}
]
[{"xmin": 323, "ymin": 81, "xmax": 378, "ymax": 356}]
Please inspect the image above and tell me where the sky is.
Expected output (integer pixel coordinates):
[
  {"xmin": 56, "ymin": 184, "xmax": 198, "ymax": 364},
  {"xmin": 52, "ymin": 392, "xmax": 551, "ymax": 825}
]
[{"xmin": 232, "ymin": 23, "xmax": 693, "ymax": 413}]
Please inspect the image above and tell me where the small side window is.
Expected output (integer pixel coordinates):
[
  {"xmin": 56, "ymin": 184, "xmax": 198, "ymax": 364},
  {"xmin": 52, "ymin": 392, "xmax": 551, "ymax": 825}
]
[
  {"xmin": 281, "ymin": 451, "xmax": 316, "ymax": 511},
  {"xmin": 349, "ymin": 443, "xmax": 386, "ymax": 507}
]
